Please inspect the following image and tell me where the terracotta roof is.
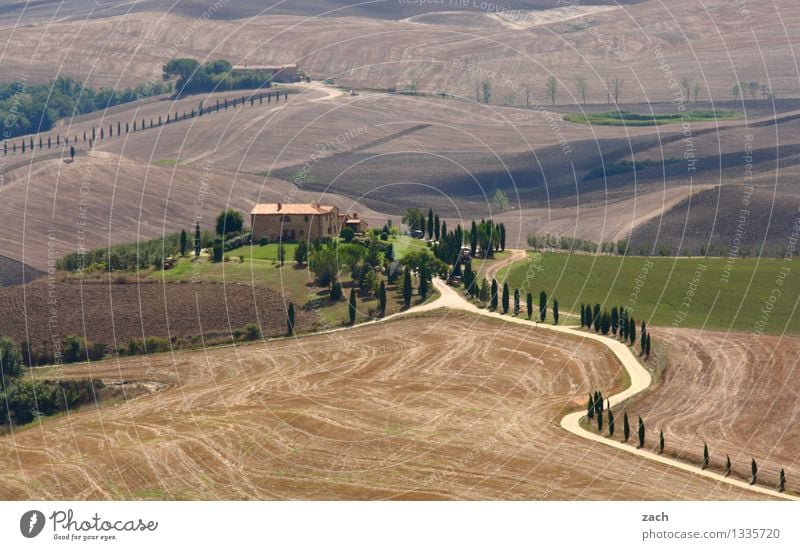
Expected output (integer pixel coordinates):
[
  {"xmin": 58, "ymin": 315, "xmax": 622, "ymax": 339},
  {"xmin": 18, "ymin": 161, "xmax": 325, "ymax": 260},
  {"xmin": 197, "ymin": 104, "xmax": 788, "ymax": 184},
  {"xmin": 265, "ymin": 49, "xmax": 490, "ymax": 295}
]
[{"xmin": 251, "ymin": 203, "xmax": 336, "ymax": 215}]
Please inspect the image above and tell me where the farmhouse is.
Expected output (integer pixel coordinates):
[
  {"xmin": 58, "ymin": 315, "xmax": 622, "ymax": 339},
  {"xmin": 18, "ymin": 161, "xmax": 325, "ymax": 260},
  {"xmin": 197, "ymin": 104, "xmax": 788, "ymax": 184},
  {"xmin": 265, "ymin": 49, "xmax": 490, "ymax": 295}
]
[
  {"xmin": 250, "ymin": 202, "xmax": 340, "ymax": 242},
  {"xmin": 339, "ymin": 212, "xmax": 369, "ymax": 234}
]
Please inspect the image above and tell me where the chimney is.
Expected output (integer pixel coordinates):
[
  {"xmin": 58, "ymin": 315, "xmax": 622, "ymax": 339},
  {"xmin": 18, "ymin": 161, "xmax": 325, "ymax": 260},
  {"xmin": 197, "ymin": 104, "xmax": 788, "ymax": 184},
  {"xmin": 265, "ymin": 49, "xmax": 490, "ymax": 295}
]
[{"xmin": 277, "ymin": 202, "xmax": 282, "ymax": 211}]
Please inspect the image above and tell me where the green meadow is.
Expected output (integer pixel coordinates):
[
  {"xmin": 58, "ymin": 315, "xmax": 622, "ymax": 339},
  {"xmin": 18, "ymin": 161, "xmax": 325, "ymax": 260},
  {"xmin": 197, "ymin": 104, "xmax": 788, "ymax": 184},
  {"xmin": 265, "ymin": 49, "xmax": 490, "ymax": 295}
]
[
  {"xmin": 497, "ymin": 252, "xmax": 797, "ymax": 334},
  {"xmin": 564, "ymin": 110, "xmax": 741, "ymax": 127}
]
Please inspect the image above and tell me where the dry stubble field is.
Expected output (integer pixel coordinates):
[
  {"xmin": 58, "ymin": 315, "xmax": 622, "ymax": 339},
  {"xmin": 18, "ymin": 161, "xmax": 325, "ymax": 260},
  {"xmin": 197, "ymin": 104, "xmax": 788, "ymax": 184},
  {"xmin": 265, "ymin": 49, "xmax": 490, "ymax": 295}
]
[
  {"xmin": 624, "ymin": 329, "xmax": 800, "ymax": 490},
  {"xmin": 0, "ymin": 312, "xmax": 766, "ymax": 500}
]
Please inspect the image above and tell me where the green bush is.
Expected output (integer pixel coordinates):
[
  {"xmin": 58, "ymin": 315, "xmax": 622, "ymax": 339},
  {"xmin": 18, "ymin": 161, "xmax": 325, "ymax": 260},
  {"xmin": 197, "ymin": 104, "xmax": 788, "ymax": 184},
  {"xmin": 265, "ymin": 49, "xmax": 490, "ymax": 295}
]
[
  {"xmin": 340, "ymin": 227, "xmax": 356, "ymax": 242},
  {"xmin": 244, "ymin": 323, "xmax": 262, "ymax": 340},
  {"xmin": 0, "ymin": 337, "xmax": 24, "ymax": 379},
  {"xmin": 0, "ymin": 76, "xmax": 170, "ymax": 140},
  {"xmin": 330, "ymin": 282, "xmax": 344, "ymax": 301},
  {"xmin": 0, "ymin": 379, "xmax": 104, "ymax": 427}
]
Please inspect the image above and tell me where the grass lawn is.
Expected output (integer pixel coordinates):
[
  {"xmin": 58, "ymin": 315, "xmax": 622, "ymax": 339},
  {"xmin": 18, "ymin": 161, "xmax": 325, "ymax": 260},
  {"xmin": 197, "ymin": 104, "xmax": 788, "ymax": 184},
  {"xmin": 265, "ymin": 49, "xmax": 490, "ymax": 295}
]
[
  {"xmin": 498, "ymin": 252, "xmax": 799, "ymax": 334},
  {"xmin": 242, "ymin": 243, "xmax": 299, "ymax": 261},
  {"xmin": 564, "ymin": 110, "xmax": 741, "ymax": 127},
  {"xmin": 392, "ymin": 235, "xmax": 431, "ymax": 260}
]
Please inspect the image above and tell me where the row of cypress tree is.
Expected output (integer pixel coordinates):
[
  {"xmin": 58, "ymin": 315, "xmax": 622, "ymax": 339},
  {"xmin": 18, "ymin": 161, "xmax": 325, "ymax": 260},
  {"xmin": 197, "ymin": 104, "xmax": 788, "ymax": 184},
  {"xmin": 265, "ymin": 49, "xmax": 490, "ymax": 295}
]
[
  {"xmin": 579, "ymin": 303, "xmax": 652, "ymax": 357},
  {"xmin": 588, "ymin": 393, "xmax": 788, "ymax": 492}
]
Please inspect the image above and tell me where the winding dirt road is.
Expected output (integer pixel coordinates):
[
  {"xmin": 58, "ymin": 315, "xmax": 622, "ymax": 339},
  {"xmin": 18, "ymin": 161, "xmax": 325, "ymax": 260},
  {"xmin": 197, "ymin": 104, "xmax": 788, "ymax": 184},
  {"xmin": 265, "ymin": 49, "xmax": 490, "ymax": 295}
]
[{"xmin": 425, "ymin": 276, "xmax": 798, "ymax": 501}]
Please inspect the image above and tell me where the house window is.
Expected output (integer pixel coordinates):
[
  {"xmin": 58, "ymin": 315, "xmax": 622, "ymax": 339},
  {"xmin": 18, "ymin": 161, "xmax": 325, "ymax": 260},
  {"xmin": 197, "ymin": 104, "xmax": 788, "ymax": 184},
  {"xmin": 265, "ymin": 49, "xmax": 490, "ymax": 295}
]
[
  {"xmin": 281, "ymin": 215, "xmax": 291, "ymax": 223},
  {"xmin": 300, "ymin": 230, "xmax": 304, "ymax": 236},
  {"xmin": 304, "ymin": 215, "xmax": 309, "ymax": 222}
]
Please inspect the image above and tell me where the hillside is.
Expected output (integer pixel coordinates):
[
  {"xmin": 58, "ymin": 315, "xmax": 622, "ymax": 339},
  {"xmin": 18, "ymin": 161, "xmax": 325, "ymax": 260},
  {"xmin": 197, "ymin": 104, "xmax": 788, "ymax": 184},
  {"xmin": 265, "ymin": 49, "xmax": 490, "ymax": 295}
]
[
  {"xmin": 0, "ymin": 0, "xmax": 795, "ymax": 103},
  {"xmin": 0, "ymin": 0, "xmax": 644, "ymax": 24},
  {"xmin": 0, "ymin": 311, "xmax": 762, "ymax": 500}
]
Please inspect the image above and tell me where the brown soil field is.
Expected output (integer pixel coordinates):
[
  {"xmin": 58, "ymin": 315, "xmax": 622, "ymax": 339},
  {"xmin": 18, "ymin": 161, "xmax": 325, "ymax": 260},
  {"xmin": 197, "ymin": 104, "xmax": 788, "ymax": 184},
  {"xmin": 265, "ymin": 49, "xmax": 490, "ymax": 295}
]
[
  {"xmin": 0, "ymin": 280, "xmax": 313, "ymax": 350},
  {"xmin": 0, "ymin": 255, "xmax": 44, "ymax": 287},
  {"xmin": 628, "ymin": 182, "xmax": 800, "ymax": 256},
  {"xmin": 625, "ymin": 329, "xmax": 800, "ymax": 492},
  {"xmin": 0, "ymin": 0, "xmax": 796, "ymax": 104},
  {"xmin": 0, "ymin": 148, "xmax": 388, "ymax": 272},
  {"xmin": 0, "ymin": 311, "xmax": 764, "ymax": 500},
  {"xmin": 2, "ymin": 0, "xmax": 799, "ymax": 269},
  {"xmin": 0, "ymin": 0, "xmax": 638, "ymax": 24}
]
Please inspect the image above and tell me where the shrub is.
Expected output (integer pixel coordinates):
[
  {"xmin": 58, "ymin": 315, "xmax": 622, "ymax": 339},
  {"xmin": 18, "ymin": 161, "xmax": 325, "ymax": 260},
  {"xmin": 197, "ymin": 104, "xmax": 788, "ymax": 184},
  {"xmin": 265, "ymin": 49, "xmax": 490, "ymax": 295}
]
[
  {"xmin": 0, "ymin": 337, "xmax": 24, "ymax": 379},
  {"xmin": 259, "ymin": 237, "xmax": 269, "ymax": 246},
  {"xmin": 340, "ymin": 227, "xmax": 355, "ymax": 242},
  {"xmin": 380, "ymin": 232, "xmax": 389, "ymax": 241},
  {"xmin": 330, "ymin": 282, "xmax": 344, "ymax": 301},
  {"xmin": 143, "ymin": 337, "xmax": 170, "ymax": 354},
  {"xmin": 62, "ymin": 335, "xmax": 85, "ymax": 364},
  {"xmin": 244, "ymin": 323, "xmax": 262, "ymax": 340},
  {"xmin": 212, "ymin": 242, "xmax": 224, "ymax": 262},
  {"xmin": 87, "ymin": 342, "xmax": 107, "ymax": 361}
]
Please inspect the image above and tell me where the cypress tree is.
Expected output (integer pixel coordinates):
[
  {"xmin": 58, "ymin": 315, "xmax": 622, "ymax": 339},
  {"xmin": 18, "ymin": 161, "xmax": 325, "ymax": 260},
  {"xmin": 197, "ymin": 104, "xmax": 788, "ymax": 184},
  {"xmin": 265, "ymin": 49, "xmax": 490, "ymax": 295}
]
[
  {"xmin": 596, "ymin": 391, "xmax": 604, "ymax": 414},
  {"xmin": 499, "ymin": 223, "xmax": 506, "ymax": 251},
  {"xmin": 750, "ymin": 458, "xmax": 757, "ymax": 485},
  {"xmin": 434, "ymin": 214, "xmax": 441, "ymax": 241},
  {"xmin": 637, "ymin": 417, "xmax": 645, "ymax": 448},
  {"xmin": 469, "ymin": 220, "xmax": 477, "ymax": 255},
  {"xmin": 629, "ymin": 317, "xmax": 636, "ymax": 345},
  {"xmin": 640, "ymin": 327, "xmax": 647, "ymax": 355},
  {"xmin": 608, "ymin": 407, "xmax": 615, "ymax": 436},
  {"xmin": 403, "ymin": 268, "xmax": 412, "ymax": 307},
  {"xmin": 513, "ymin": 288, "xmax": 520, "ymax": 315},
  {"xmin": 287, "ymin": 302, "xmax": 295, "ymax": 335},
  {"xmin": 587, "ymin": 394, "xmax": 595, "ymax": 420},
  {"xmin": 725, "ymin": 455, "xmax": 731, "ymax": 477},
  {"xmin": 527, "ymin": 293, "xmax": 533, "ymax": 319},
  {"xmin": 427, "ymin": 208, "xmax": 434, "ymax": 239},
  {"xmin": 779, "ymin": 468, "xmax": 786, "ymax": 492},
  {"xmin": 379, "ymin": 280, "xmax": 387, "ymax": 315},
  {"xmin": 539, "ymin": 290, "xmax": 547, "ymax": 322},
  {"xmin": 659, "ymin": 430, "xmax": 665, "ymax": 454},
  {"xmin": 194, "ymin": 223, "xmax": 201, "ymax": 257},
  {"xmin": 348, "ymin": 289, "xmax": 357, "ymax": 325},
  {"xmin": 623, "ymin": 412, "xmax": 630, "ymax": 442},
  {"xmin": 593, "ymin": 304, "xmax": 601, "ymax": 332},
  {"xmin": 553, "ymin": 299, "xmax": 559, "ymax": 325},
  {"xmin": 601, "ymin": 310, "xmax": 611, "ymax": 334},
  {"xmin": 490, "ymin": 279, "xmax": 498, "ymax": 310},
  {"xmin": 502, "ymin": 282, "xmax": 510, "ymax": 314},
  {"xmin": 611, "ymin": 306, "xmax": 619, "ymax": 334},
  {"xmin": 597, "ymin": 410, "xmax": 603, "ymax": 432},
  {"xmin": 702, "ymin": 443, "xmax": 709, "ymax": 470},
  {"xmin": 646, "ymin": 334, "xmax": 652, "ymax": 357},
  {"xmin": 180, "ymin": 230, "xmax": 188, "ymax": 257},
  {"xmin": 419, "ymin": 266, "xmax": 429, "ymax": 298}
]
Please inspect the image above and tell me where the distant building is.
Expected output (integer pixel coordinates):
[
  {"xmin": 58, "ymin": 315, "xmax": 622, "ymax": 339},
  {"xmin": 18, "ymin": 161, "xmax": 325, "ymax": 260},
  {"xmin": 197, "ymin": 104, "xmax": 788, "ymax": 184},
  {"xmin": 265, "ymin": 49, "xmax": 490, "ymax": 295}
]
[
  {"xmin": 250, "ymin": 202, "xmax": 340, "ymax": 242},
  {"xmin": 338, "ymin": 212, "xmax": 369, "ymax": 234},
  {"xmin": 231, "ymin": 64, "xmax": 302, "ymax": 84}
]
